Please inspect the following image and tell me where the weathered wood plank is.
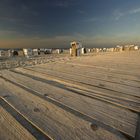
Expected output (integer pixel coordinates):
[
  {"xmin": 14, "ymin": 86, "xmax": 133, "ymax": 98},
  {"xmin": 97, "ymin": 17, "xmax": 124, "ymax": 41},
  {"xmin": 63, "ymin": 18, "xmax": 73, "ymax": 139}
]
[
  {"xmin": 0, "ymin": 106, "xmax": 36, "ymax": 140},
  {"xmin": 1, "ymin": 70, "xmax": 138, "ymax": 138},
  {"xmin": 0, "ymin": 51, "xmax": 139, "ymax": 140},
  {"xmin": 14, "ymin": 68, "xmax": 140, "ymax": 108},
  {"xmin": 0, "ymin": 97, "xmax": 52, "ymax": 140},
  {"xmin": 37, "ymin": 62, "xmax": 140, "ymax": 87},
  {"xmin": 0, "ymin": 78, "xmax": 127, "ymax": 140},
  {"xmin": 23, "ymin": 66, "xmax": 140, "ymax": 98}
]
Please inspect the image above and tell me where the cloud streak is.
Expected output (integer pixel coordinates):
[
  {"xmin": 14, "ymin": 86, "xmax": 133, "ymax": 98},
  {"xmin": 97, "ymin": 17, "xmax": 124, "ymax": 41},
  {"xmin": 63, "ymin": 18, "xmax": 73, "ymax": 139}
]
[
  {"xmin": 84, "ymin": 17, "xmax": 99, "ymax": 22},
  {"xmin": 52, "ymin": 0, "xmax": 78, "ymax": 8},
  {"xmin": 1, "ymin": 33, "xmax": 140, "ymax": 49},
  {"xmin": 114, "ymin": 7, "xmax": 140, "ymax": 20},
  {"xmin": 113, "ymin": 10, "xmax": 125, "ymax": 21},
  {"xmin": 129, "ymin": 8, "xmax": 140, "ymax": 14},
  {"xmin": 0, "ymin": 30, "xmax": 18, "ymax": 36}
]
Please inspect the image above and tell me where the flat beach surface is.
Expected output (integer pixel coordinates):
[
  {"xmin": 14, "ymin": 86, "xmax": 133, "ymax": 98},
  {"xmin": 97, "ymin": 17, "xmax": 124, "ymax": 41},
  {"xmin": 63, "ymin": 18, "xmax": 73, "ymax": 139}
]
[{"xmin": 0, "ymin": 51, "xmax": 140, "ymax": 140}]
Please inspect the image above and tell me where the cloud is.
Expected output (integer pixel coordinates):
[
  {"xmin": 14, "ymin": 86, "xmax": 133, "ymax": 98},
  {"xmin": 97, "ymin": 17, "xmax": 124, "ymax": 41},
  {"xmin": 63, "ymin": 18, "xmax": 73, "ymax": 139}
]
[
  {"xmin": 0, "ymin": 32, "xmax": 75, "ymax": 48},
  {"xmin": 113, "ymin": 10, "xmax": 126, "ymax": 20},
  {"xmin": 1, "ymin": 32, "xmax": 140, "ymax": 49},
  {"xmin": 0, "ymin": 16, "xmax": 23, "ymax": 23},
  {"xmin": 0, "ymin": 30, "xmax": 20, "ymax": 37},
  {"xmin": 52, "ymin": 0, "xmax": 78, "ymax": 8},
  {"xmin": 0, "ymin": 33, "xmax": 84, "ymax": 48},
  {"xmin": 54, "ymin": 2, "xmax": 69, "ymax": 7},
  {"xmin": 81, "ymin": 17, "xmax": 100, "ymax": 23},
  {"xmin": 129, "ymin": 8, "xmax": 140, "ymax": 14},
  {"xmin": 85, "ymin": 17, "xmax": 99, "ymax": 22},
  {"xmin": 113, "ymin": 7, "xmax": 140, "ymax": 20},
  {"xmin": 77, "ymin": 10, "xmax": 86, "ymax": 14}
]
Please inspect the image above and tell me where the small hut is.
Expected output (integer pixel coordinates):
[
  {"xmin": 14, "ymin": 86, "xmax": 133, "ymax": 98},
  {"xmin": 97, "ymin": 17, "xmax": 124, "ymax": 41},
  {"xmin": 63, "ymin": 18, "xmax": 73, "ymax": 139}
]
[
  {"xmin": 32, "ymin": 49, "xmax": 39, "ymax": 56},
  {"xmin": 70, "ymin": 41, "xmax": 82, "ymax": 56},
  {"xmin": 23, "ymin": 49, "xmax": 32, "ymax": 58},
  {"xmin": 0, "ymin": 50, "xmax": 11, "ymax": 57}
]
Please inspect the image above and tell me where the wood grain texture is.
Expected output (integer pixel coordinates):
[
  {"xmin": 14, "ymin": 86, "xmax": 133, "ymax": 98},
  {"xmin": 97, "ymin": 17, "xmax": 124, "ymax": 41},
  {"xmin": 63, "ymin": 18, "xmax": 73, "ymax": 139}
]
[
  {"xmin": 0, "ymin": 106, "xmax": 36, "ymax": 140},
  {"xmin": 0, "ymin": 51, "xmax": 140, "ymax": 140}
]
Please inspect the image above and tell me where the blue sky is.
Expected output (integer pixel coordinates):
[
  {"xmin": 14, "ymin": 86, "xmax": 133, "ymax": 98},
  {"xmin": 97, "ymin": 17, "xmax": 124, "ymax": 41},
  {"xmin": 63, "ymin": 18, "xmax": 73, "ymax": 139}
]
[{"xmin": 0, "ymin": 0, "xmax": 140, "ymax": 48}]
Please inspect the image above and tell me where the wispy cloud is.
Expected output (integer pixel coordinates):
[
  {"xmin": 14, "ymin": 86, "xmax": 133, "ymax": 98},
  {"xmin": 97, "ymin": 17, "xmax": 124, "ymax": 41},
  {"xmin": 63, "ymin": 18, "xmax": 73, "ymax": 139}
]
[
  {"xmin": 0, "ymin": 16, "xmax": 23, "ymax": 22},
  {"xmin": 0, "ymin": 29, "xmax": 27, "ymax": 39},
  {"xmin": 113, "ymin": 10, "xmax": 125, "ymax": 20},
  {"xmin": 129, "ymin": 8, "xmax": 140, "ymax": 14},
  {"xmin": 77, "ymin": 10, "xmax": 86, "ymax": 14},
  {"xmin": 54, "ymin": 2, "xmax": 69, "ymax": 7},
  {"xmin": 1, "ymin": 33, "xmax": 140, "ymax": 48},
  {"xmin": 86, "ymin": 17, "xmax": 99, "ymax": 22},
  {"xmin": 113, "ymin": 7, "xmax": 140, "ymax": 20},
  {"xmin": 0, "ymin": 30, "xmax": 18, "ymax": 36},
  {"xmin": 52, "ymin": 0, "xmax": 78, "ymax": 8}
]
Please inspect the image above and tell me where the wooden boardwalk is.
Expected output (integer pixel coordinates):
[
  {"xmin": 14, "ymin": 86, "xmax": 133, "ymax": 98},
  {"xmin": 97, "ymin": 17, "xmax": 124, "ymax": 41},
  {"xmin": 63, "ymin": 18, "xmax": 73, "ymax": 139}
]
[{"xmin": 0, "ymin": 51, "xmax": 140, "ymax": 140}]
